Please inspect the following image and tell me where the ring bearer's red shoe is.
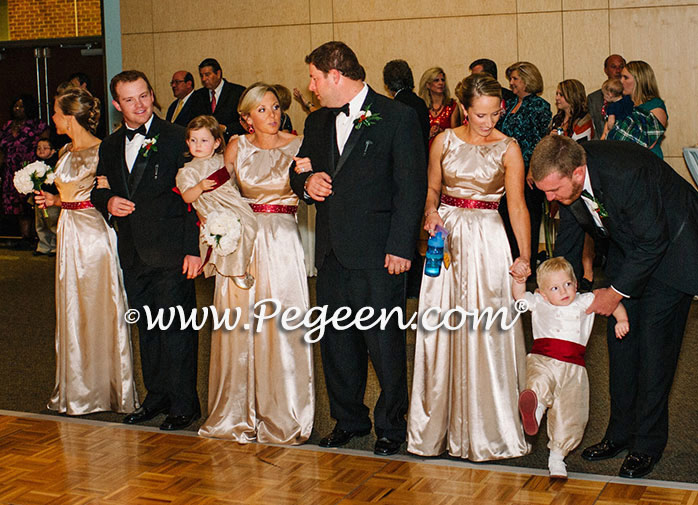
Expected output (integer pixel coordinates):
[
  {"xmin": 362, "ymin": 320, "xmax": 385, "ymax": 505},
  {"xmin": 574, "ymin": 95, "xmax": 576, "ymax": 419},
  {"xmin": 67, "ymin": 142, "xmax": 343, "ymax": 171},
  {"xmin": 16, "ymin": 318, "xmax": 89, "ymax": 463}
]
[{"xmin": 519, "ymin": 389, "xmax": 539, "ymax": 436}]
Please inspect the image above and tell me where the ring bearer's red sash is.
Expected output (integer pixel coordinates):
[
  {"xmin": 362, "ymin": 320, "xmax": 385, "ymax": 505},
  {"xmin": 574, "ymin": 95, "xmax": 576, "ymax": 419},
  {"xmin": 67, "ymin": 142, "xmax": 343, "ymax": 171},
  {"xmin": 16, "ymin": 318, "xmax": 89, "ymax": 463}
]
[{"xmin": 531, "ymin": 338, "xmax": 586, "ymax": 367}]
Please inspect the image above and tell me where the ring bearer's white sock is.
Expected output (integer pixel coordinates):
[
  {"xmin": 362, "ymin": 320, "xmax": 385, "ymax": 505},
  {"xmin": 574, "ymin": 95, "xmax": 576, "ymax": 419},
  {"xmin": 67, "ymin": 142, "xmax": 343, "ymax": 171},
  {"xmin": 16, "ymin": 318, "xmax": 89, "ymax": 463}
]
[{"xmin": 548, "ymin": 450, "xmax": 567, "ymax": 479}]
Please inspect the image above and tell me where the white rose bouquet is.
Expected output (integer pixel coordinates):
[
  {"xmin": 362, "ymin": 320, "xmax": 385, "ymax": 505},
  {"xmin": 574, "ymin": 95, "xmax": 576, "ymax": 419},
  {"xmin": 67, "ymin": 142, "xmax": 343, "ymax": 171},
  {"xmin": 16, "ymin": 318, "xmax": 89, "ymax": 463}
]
[
  {"xmin": 201, "ymin": 210, "xmax": 242, "ymax": 256},
  {"xmin": 13, "ymin": 161, "xmax": 56, "ymax": 217}
]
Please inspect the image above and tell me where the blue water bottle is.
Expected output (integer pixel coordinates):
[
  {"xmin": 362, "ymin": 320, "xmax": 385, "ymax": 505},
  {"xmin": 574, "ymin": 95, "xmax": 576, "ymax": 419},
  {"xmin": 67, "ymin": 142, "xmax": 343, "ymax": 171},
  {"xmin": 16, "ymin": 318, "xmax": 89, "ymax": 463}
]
[{"xmin": 424, "ymin": 231, "xmax": 445, "ymax": 277}]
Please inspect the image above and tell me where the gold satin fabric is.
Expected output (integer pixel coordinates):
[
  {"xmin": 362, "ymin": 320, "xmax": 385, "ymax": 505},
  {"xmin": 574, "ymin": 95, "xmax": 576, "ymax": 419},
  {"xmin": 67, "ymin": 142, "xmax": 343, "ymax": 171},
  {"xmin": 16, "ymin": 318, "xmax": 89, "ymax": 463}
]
[
  {"xmin": 176, "ymin": 154, "xmax": 257, "ymax": 278},
  {"xmin": 408, "ymin": 130, "xmax": 530, "ymax": 461},
  {"xmin": 198, "ymin": 136, "xmax": 314, "ymax": 444},
  {"xmin": 48, "ymin": 145, "xmax": 139, "ymax": 415}
]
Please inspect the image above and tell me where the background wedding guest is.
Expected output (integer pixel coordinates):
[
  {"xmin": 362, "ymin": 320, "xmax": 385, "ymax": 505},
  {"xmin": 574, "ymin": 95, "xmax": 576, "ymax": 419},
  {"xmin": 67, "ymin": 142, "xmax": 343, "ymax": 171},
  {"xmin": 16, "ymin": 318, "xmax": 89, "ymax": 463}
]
[
  {"xmin": 408, "ymin": 73, "xmax": 531, "ymax": 462},
  {"xmin": 165, "ymin": 70, "xmax": 196, "ymax": 127},
  {"xmin": 199, "ymin": 83, "xmax": 314, "ymax": 444},
  {"xmin": 32, "ymin": 138, "xmax": 59, "ymax": 257},
  {"xmin": 35, "ymin": 86, "xmax": 138, "ymax": 415},
  {"xmin": 468, "ymin": 58, "xmax": 516, "ymax": 105},
  {"xmin": 498, "ymin": 61, "xmax": 552, "ymax": 275},
  {"xmin": 418, "ymin": 67, "xmax": 460, "ymax": 147},
  {"xmin": 191, "ymin": 58, "xmax": 246, "ymax": 139},
  {"xmin": 611, "ymin": 60, "xmax": 667, "ymax": 159},
  {"xmin": 0, "ymin": 94, "xmax": 48, "ymax": 250},
  {"xmin": 587, "ymin": 54, "xmax": 625, "ymax": 140},
  {"xmin": 91, "ymin": 70, "xmax": 202, "ymax": 431},
  {"xmin": 272, "ymin": 84, "xmax": 295, "ymax": 134},
  {"xmin": 600, "ymin": 78, "xmax": 633, "ymax": 140}
]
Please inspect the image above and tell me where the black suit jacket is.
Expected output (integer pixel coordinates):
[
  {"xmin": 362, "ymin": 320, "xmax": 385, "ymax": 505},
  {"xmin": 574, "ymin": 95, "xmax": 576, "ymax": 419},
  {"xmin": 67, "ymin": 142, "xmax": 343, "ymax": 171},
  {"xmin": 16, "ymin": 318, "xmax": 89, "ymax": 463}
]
[
  {"xmin": 555, "ymin": 140, "xmax": 698, "ymax": 297},
  {"xmin": 290, "ymin": 87, "xmax": 427, "ymax": 270},
  {"xmin": 394, "ymin": 89, "xmax": 430, "ymax": 155},
  {"xmin": 165, "ymin": 93, "xmax": 197, "ymax": 127},
  {"xmin": 91, "ymin": 115, "xmax": 199, "ymax": 269},
  {"xmin": 190, "ymin": 80, "xmax": 246, "ymax": 137}
]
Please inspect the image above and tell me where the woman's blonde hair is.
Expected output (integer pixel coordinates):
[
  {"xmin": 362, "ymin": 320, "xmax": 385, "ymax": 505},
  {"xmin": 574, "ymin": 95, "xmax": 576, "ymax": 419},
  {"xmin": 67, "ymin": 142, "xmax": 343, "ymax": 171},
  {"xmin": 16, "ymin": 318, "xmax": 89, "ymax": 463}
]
[
  {"xmin": 418, "ymin": 67, "xmax": 451, "ymax": 109},
  {"xmin": 454, "ymin": 73, "xmax": 501, "ymax": 109},
  {"xmin": 55, "ymin": 87, "xmax": 101, "ymax": 134},
  {"xmin": 625, "ymin": 60, "xmax": 661, "ymax": 105},
  {"xmin": 238, "ymin": 82, "xmax": 280, "ymax": 117},
  {"xmin": 185, "ymin": 115, "xmax": 226, "ymax": 154},
  {"xmin": 505, "ymin": 61, "xmax": 544, "ymax": 95}
]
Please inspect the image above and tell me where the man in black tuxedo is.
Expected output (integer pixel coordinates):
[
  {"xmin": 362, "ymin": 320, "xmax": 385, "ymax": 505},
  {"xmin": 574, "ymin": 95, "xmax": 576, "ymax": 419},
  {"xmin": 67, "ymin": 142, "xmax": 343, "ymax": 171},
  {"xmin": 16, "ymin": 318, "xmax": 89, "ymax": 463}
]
[
  {"xmin": 190, "ymin": 58, "xmax": 246, "ymax": 139},
  {"xmin": 165, "ymin": 70, "xmax": 196, "ymax": 127},
  {"xmin": 531, "ymin": 135, "xmax": 698, "ymax": 478},
  {"xmin": 290, "ymin": 41, "xmax": 426, "ymax": 456},
  {"xmin": 91, "ymin": 70, "xmax": 202, "ymax": 431}
]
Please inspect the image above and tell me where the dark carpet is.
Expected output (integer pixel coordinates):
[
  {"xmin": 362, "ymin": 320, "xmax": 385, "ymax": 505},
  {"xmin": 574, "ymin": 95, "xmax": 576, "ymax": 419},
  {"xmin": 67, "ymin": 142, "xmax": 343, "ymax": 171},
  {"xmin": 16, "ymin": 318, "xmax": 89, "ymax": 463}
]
[{"xmin": 1, "ymin": 245, "xmax": 696, "ymax": 483}]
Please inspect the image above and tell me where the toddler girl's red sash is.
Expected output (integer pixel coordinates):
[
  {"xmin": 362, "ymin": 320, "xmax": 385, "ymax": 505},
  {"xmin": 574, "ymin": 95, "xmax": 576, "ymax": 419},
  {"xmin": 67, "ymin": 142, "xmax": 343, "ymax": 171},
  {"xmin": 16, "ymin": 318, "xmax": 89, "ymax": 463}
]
[
  {"xmin": 531, "ymin": 338, "xmax": 586, "ymax": 367},
  {"xmin": 202, "ymin": 166, "xmax": 231, "ymax": 192},
  {"xmin": 61, "ymin": 201, "xmax": 94, "ymax": 210},
  {"xmin": 440, "ymin": 194, "xmax": 499, "ymax": 210}
]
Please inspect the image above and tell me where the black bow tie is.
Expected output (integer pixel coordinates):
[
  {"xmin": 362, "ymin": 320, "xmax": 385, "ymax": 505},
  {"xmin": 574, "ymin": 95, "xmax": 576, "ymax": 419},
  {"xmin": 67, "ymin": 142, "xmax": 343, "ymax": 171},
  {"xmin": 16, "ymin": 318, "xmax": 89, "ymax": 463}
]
[
  {"xmin": 331, "ymin": 103, "xmax": 350, "ymax": 117},
  {"xmin": 125, "ymin": 124, "xmax": 147, "ymax": 140}
]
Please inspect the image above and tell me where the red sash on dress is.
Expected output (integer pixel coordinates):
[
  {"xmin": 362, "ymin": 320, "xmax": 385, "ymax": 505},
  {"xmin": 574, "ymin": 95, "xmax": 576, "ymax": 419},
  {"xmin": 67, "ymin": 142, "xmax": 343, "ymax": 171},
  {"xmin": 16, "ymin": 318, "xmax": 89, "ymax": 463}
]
[
  {"xmin": 531, "ymin": 338, "xmax": 586, "ymax": 367},
  {"xmin": 249, "ymin": 203, "xmax": 298, "ymax": 215},
  {"xmin": 61, "ymin": 201, "xmax": 94, "ymax": 210},
  {"xmin": 202, "ymin": 166, "xmax": 231, "ymax": 192},
  {"xmin": 440, "ymin": 194, "xmax": 499, "ymax": 210}
]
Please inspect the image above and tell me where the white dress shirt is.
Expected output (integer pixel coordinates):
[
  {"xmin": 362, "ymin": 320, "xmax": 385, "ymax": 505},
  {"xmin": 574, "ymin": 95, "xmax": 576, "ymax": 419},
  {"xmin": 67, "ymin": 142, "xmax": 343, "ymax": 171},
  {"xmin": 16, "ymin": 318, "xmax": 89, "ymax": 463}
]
[
  {"xmin": 124, "ymin": 115, "xmax": 154, "ymax": 172},
  {"xmin": 336, "ymin": 84, "xmax": 368, "ymax": 155}
]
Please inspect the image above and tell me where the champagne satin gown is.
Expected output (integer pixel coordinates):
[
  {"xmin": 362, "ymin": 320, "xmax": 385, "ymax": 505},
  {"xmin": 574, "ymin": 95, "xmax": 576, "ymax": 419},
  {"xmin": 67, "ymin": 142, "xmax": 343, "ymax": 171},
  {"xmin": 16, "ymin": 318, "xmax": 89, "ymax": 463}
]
[
  {"xmin": 198, "ymin": 135, "xmax": 314, "ymax": 444},
  {"xmin": 407, "ymin": 130, "xmax": 530, "ymax": 461},
  {"xmin": 48, "ymin": 144, "xmax": 139, "ymax": 415}
]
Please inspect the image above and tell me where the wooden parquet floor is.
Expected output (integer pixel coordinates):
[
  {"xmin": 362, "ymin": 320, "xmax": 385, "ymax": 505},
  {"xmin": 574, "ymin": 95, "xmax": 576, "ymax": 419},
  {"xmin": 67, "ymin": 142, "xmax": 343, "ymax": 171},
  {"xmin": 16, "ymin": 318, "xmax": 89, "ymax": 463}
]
[{"xmin": 0, "ymin": 415, "xmax": 696, "ymax": 505}]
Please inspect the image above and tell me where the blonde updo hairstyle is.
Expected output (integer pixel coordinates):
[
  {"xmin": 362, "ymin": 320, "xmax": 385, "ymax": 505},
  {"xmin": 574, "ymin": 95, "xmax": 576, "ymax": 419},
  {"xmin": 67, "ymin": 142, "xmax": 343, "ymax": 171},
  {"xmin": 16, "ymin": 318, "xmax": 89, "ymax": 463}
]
[
  {"xmin": 55, "ymin": 87, "xmax": 101, "ymax": 134},
  {"xmin": 455, "ymin": 73, "xmax": 502, "ymax": 110},
  {"xmin": 238, "ymin": 82, "xmax": 280, "ymax": 117}
]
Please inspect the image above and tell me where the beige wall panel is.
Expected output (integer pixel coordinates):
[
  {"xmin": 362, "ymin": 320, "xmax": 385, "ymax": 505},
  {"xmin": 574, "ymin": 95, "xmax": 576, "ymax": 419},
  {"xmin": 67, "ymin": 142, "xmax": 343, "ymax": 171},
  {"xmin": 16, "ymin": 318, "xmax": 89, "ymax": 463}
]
[
  {"xmin": 334, "ymin": 15, "xmax": 518, "ymax": 96},
  {"xmin": 151, "ymin": 0, "xmax": 309, "ymax": 33},
  {"xmin": 517, "ymin": 12, "xmax": 563, "ymax": 105},
  {"xmin": 562, "ymin": 0, "xmax": 607, "ymax": 10},
  {"xmin": 333, "ymin": 0, "xmax": 515, "ymax": 22},
  {"xmin": 665, "ymin": 156, "xmax": 696, "ymax": 189},
  {"xmin": 120, "ymin": 0, "xmax": 152, "ymax": 34},
  {"xmin": 310, "ymin": 0, "xmax": 333, "ymax": 23},
  {"xmin": 611, "ymin": 6, "xmax": 698, "ymax": 158},
  {"xmin": 517, "ymin": 0, "xmax": 562, "ymax": 13},
  {"xmin": 611, "ymin": 0, "xmax": 697, "ymax": 7},
  {"xmin": 122, "ymin": 33, "xmax": 155, "ymax": 84},
  {"xmin": 310, "ymin": 23, "xmax": 333, "ymax": 49},
  {"xmin": 562, "ymin": 10, "xmax": 609, "ymax": 93},
  {"xmin": 150, "ymin": 25, "xmax": 312, "ymax": 131}
]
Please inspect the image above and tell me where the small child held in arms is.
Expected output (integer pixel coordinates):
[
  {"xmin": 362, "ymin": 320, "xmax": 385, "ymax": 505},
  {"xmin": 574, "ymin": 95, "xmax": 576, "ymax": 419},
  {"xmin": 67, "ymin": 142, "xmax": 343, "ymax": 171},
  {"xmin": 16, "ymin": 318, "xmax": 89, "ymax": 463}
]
[
  {"xmin": 600, "ymin": 78, "xmax": 634, "ymax": 140},
  {"xmin": 175, "ymin": 115, "xmax": 257, "ymax": 289},
  {"xmin": 34, "ymin": 138, "xmax": 60, "ymax": 256},
  {"xmin": 512, "ymin": 257, "xmax": 629, "ymax": 479}
]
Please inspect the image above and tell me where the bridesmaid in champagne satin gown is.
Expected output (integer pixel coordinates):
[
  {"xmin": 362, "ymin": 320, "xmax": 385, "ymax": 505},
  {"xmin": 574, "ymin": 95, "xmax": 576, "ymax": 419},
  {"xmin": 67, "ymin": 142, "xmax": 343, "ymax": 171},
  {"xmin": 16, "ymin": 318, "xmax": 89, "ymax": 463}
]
[
  {"xmin": 408, "ymin": 74, "xmax": 531, "ymax": 461},
  {"xmin": 36, "ymin": 88, "xmax": 138, "ymax": 415},
  {"xmin": 198, "ymin": 84, "xmax": 314, "ymax": 444}
]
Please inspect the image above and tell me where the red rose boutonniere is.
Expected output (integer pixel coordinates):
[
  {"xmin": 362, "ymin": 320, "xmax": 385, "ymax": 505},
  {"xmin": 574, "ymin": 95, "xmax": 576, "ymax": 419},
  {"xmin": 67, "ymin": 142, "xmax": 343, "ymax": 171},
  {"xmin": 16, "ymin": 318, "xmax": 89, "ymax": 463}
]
[
  {"xmin": 353, "ymin": 104, "xmax": 382, "ymax": 130},
  {"xmin": 140, "ymin": 133, "xmax": 160, "ymax": 158}
]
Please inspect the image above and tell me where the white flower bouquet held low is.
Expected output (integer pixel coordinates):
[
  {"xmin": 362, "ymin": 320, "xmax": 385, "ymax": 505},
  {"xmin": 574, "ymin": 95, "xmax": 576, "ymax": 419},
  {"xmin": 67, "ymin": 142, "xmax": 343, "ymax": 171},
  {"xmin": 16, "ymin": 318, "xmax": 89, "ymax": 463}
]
[
  {"xmin": 201, "ymin": 210, "xmax": 242, "ymax": 256},
  {"xmin": 13, "ymin": 161, "xmax": 56, "ymax": 217}
]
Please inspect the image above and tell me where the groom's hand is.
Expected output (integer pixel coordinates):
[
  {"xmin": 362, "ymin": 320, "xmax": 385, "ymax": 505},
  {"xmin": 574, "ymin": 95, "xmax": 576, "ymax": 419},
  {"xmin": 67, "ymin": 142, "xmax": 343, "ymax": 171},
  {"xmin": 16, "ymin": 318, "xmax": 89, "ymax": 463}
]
[
  {"xmin": 182, "ymin": 255, "xmax": 202, "ymax": 279},
  {"xmin": 304, "ymin": 172, "xmax": 333, "ymax": 201},
  {"xmin": 385, "ymin": 254, "xmax": 411, "ymax": 275},
  {"xmin": 107, "ymin": 196, "xmax": 136, "ymax": 217},
  {"xmin": 586, "ymin": 287, "xmax": 622, "ymax": 316}
]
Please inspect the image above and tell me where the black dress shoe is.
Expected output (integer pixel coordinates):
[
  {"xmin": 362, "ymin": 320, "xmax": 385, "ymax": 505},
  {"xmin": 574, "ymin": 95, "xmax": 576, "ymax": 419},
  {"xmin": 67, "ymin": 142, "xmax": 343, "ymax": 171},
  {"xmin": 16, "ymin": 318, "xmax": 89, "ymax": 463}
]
[
  {"xmin": 581, "ymin": 439, "xmax": 628, "ymax": 461},
  {"xmin": 123, "ymin": 404, "xmax": 168, "ymax": 424},
  {"xmin": 319, "ymin": 427, "xmax": 371, "ymax": 448},
  {"xmin": 619, "ymin": 452, "xmax": 657, "ymax": 478},
  {"xmin": 374, "ymin": 437, "xmax": 403, "ymax": 456},
  {"xmin": 160, "ymin": 412, "xmax": 200, "ymax": 431}
]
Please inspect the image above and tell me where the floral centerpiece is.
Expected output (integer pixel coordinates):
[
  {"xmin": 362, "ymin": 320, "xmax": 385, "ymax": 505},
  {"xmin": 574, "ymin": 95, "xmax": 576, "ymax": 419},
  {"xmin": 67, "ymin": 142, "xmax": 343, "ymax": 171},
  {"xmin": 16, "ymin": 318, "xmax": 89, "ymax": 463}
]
[{"xmin": 13, "ymin": 160, "xmax": 56, "ymax": 217}]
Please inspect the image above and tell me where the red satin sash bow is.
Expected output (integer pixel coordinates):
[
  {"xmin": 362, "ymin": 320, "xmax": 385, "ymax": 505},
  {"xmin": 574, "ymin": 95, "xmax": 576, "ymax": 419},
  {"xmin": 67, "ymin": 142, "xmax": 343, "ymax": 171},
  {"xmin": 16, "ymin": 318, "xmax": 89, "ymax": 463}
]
[
  {"xmin": 531, "ymin": 338, "xmax": 586, "ymax": 367},
  {"xmin": 440, "ymin": 194, "xmax": 499, "ymax": 210}
]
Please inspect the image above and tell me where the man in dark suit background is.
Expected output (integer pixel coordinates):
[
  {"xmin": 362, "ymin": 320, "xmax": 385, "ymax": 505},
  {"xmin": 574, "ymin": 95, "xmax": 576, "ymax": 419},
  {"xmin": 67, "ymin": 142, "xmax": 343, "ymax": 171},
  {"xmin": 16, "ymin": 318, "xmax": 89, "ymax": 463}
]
[
  {"xmin": 531, "ymin": 135, "xmax": 698, "ymax": 479},
  {"xmin": 290, "ymin": 41, "xmax": 426, "ymax": 456},
  {"xmin": 190, "ymin": 58, "xmax": 246, "ymax": 138},
  {"xmin": 587, "ymin": 54, "xmax": 625, "ymax": 139},
  {"xmin": 91, "ymin": 70, "xmax": 202, "ymax": 431},
  {"xmin": 382, "ymin": 59, "xmax": 429, "ymax": 299},
  {"xmin": 468, "ymin": 58, "xmax": 516, "ymax": 105},
  {"xmin": 165, "ymin": 70, "xmax": 196, "ymax": 127}
]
